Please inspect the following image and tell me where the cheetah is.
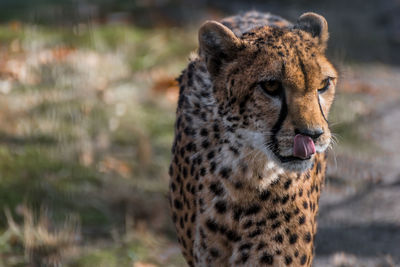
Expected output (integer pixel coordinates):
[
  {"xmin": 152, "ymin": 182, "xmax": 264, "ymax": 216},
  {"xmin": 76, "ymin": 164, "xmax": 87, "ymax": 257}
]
[{"xmin": 169, "ymin": 11, "xmax": 337, "ymax": 266}]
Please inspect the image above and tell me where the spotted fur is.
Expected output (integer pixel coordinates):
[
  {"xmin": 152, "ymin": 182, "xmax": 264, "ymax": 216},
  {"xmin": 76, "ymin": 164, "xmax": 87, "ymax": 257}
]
[{"xmin": 169, "ymin": 11, "xmax": 337, "ymax": 266}]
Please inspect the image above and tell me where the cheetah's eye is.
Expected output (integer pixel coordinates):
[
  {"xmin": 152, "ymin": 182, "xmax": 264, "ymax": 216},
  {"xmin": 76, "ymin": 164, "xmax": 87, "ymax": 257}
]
[
  {"xmin": 318, "ymin": 77, "xmax": 332, "ymax": 94},
  {"xmin": 258, "ymin": 80, "xmax": 282, "ymax": 98}
]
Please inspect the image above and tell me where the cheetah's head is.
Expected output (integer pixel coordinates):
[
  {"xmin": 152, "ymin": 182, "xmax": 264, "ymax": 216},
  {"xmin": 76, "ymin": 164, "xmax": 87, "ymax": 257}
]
[{"xmin": 199, "ymin": 13, "xmax": 337, "ymax": 172}]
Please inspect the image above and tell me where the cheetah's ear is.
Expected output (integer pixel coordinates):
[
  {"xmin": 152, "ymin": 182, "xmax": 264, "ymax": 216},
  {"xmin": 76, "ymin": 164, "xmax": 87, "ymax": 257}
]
[
  {"xmin": 295, "ymin": 12, "xmax": 329, "ymax": 50},
  {"xmin": 198, "ymin": 21, "xmax": 241, "ymax": 76}
]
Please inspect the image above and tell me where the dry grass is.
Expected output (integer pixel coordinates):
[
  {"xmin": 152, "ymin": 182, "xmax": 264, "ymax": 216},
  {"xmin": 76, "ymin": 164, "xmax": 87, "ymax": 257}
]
[
  {"xmin": 5, "ymin": 206, "xmax": 80, "ymax": 266},
  {"xmin": 0, "ymin": 23, "xmax": 194, "ymax": 266}
]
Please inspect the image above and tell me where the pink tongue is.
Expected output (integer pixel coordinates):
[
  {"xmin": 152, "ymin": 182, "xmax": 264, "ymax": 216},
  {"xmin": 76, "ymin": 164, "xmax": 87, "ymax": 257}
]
[{"xmin": 293, "ymin": 134, "xmax": 316, "ymax": 159}]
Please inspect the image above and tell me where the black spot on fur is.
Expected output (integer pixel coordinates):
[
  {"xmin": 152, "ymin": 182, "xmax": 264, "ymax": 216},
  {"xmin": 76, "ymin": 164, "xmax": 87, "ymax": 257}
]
[
  {"xmin": 174, "ymin": 199, "xmax": 183, "ymax": 210},
  {"xmin": 239, "ymin": 243, "xmax": 253, "ymax": 251},
  {"xmin": 229, "ymin": 146, "xmax": 239, "ymax": 155},
  {"xmin": 239, "ymin": 252, "xmax": 249, "ymax": 263},
  {"xmin": 219, "ymin": 167, "xmax": 231, "ymax": 179},
  {"xmin": 207, "ymin": 151, "xmax": 215, "ymax": 160},
  {"xmin": 184, "ymin": 127, "xmax": 195, "ymax": 136},
  {"xmin": 218, "ymin": 224, "xmax": 227, "ymax": 235},
  {"xmin": 245, "ymin": 204, "xmax": 261, "ymax": 216},
  {"xmin": 260, "ymin": 252, "xmax": 274, "ymax": 265},
  {"xmin": 304, "ymin": 232, "xmax": 312, "ymax": 243},
  {"xmin": 300, "ymin": 255, "xmax": 307, "ymax": 265},
  {"xmin": 259, "ymin": 190, "xmax": 271, "ymax": 201},
  {"xmin": 299, "ymin": 215, "xmax": 306, "ymax": 225},
  {"xmin": 248, "ymin": 228, "xmax": 262, "ymax": 238},
  {"xmin": 243, "ymin": 220, "xmax": 253, "ymax": 229},
  {"xmin": 215, "ymin": 200, "xmax": 227, "ymax": 214},
  {"xmin": 316, "ymin": 161, "xmax": 322, "ymax": 174},
  {"xmin": 182, "ymin": 167, "xmax": 188, "ymax": 179},
  {"xmin": 213, "ymin": 123, "xmax": 219, "ymax": 132},
  {"xmin": 257, "ymin": 241, "xmax": 266, "ymax": 251},
  {"xmin": 267, "ymin": 211, "xmax": 279, "ymax": 220},
  {"xmin": 171, "ymin": 182, "xmax": 176, "ymax": 192},
  {"xmin": 226, "ymin": 230, "xmax": 241, "ymax": 242},
  {"xmin": 210, "ymin": 162, "xmax": 216, "ymax": 173},
  {"xmin": 233, "ymin": 206, "xmax": 243, "ymax": 221},
  {"xmin": 284, "ymin": 179, "xmax": 292, "ymax": 189},
  {"xmin": 256, "ymin": 219, "xmax": 266, "ymax": 227},
  {"xmin": 186, "ymin": 142, "xmax": 196, "ymax": 152},
  {"xmin": 206, "ymin": 219, "xmax": 218, "ymax": 232},
  {"xmin": 200, "ymin": 128, "xmax": 208, "ymax": 137},
  {"xmin": 284, "ymin": 212, "xmax": 292, "ymax": 222},
  {"xmin": 274, "ymin": 234, "xmax": 283, "ymax": 243},
  {"xmin": 201, "ymin": 139, "xmax": 210, "ymax": 149},
  {"xmin": 210, "ymin": 248, "xmax": 219, "ymax": 258},
  {"xmin": 294, "ymin": 207, "xmax": 300, "ymax": 215},
  {"xmin": 234, "ymin": 181, "xmax": 243, "ymax": 189},
  {"xmin": 271, "ymin": 221, "xmax": 281, "ymax": 229},
  {"xmin": 289, "ymin": 234, "xmax": 298, "ymax": 244},
  {"xmin": 209, "ymin": 182, "xmax": 224, "ymax": 196},
  {"xmin": 281, "ymin": 194, "xmax": 289, "ymax": 204}
]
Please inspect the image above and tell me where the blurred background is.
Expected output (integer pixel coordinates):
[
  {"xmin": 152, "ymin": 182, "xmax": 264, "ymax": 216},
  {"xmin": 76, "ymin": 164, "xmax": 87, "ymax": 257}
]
[{"xmin": 0, "ymin": 0, "xmax": 399, "ymax": 266}]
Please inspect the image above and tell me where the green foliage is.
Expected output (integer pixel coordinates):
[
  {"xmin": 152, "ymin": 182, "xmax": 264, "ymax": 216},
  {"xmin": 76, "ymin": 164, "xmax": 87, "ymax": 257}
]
[
  {"xmin": 0, "ymin": 23, "xmax": 191, "ymax": 266},
  {"xmin": 329, "ymin": 92, "xmax": 380, "ymax": 154},
  {"xmin": 0, "ymin": 146, "xmax": 103, "ymax": 226}
]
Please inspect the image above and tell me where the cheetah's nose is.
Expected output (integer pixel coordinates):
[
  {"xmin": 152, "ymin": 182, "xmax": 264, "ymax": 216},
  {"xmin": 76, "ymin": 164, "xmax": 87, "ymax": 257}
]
[
  {"xmin": 295, "ymin": 128, "xmax": 324, "ymax": 141},
  {"xmin": 293, "ymin": 134, "xmax": 316, "ymax": 159}
]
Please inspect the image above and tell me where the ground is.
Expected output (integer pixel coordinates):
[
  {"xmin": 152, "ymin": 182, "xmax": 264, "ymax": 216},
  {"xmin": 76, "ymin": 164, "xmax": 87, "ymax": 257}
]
[
  {"xmin": 0, "ymin": 23, "xmax": 398, "ymax": 267},
  {"xmin": 315, "ymin": 65, "xmax": 400, "ymax": 266}
]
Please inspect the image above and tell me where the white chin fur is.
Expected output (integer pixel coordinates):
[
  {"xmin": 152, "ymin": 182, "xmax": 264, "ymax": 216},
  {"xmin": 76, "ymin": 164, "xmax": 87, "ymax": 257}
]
[
  {"xmin": 281, "ymin": 157, "xmax": 314, "ymax": 172},
  {"xmin": 261, "ymin": 144, "xmax": 314, "ymax": 173}
]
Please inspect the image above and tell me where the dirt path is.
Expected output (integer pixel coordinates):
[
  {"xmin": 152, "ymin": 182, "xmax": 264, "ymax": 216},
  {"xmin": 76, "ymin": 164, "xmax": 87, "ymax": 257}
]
[{"xmin": 314, "ymin": 65, "xmax": 400, "ymax": 266}]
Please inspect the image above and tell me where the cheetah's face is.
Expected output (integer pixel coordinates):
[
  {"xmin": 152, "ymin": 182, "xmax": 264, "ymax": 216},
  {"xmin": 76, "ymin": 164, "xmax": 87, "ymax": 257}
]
[{"xmin": 199, "ymin": 13, "xmax": 337, "ymax": 172}]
